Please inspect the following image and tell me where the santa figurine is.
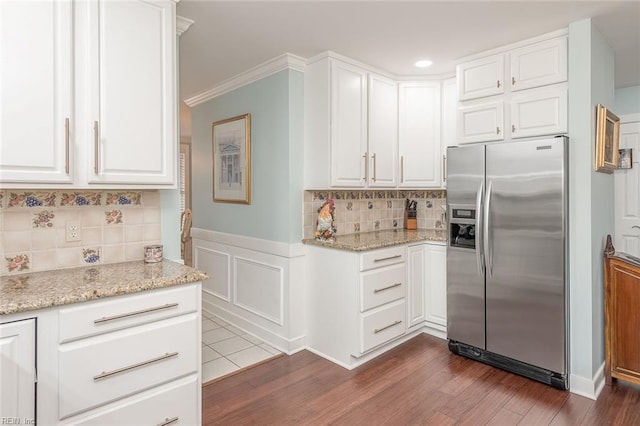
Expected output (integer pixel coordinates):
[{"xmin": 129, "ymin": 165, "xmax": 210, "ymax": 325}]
[{"xmin": 315, "ymin": 199, "xmax": 336, "ymax": 241}]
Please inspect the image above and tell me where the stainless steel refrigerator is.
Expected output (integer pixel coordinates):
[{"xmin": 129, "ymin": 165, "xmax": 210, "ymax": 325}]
[{"xmin": 446, "ymin": 136, "xmax": 568, "ymax": 390}]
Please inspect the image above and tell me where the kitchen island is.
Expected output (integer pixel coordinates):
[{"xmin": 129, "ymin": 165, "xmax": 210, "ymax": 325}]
[{"xmin": 0, "ymin": 260, "xmax": 207, "ymax": 425}]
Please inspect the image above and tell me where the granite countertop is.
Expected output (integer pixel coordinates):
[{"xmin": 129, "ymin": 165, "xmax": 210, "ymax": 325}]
[
  {"xmin": 0, "ymin": 260, "xmax": 208, "ymax": 316},
  {"xmin": 302, "ymin": 228, "xmax": 447, "ymax": 252}
]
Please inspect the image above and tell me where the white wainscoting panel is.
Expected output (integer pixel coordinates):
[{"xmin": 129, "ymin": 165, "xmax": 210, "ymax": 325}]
[
  {"xmin": 234, "ymin": 257, "xmax": 284, "ymax": 325},
  {"xmin": 196, "ymin": 247, "xmax": 230, "ymax": 302},
  {"xmin": 192, "ymin": 228, "xmax": 306, "ymax": 354}
]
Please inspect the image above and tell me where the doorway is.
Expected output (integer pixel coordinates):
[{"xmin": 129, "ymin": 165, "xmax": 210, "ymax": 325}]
[{"xmin": 614, "ymin": 114, "xmax": 640, "ymax": 257}]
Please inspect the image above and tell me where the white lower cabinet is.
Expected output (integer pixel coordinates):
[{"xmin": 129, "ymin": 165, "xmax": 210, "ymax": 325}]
[
  {"xmin": 0, "ymin": 318, "xmax": 36, "ymax": 422},
  {"xmin": 306, "ymin": 242, "xmax": 447, "ymax": 368},
  {"xmin": 0, "ymin": 283, "xmax": 201, "ymax": 425}
]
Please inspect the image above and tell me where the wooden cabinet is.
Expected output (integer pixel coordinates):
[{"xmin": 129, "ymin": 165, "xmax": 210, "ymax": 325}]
[
  {"xmin": 305, "ymin": 54, "xmax": 398, "ymax": 188},
  {"xmin": 457, "ymin": 34, "xmax": 568, "ymax": 144},
  {"xmin": 0, "ymin": 0, "xmax": 177, "ymax": 188},
  {"xmin": 398, "ymin": 81, "xmax": 441, "ymax": 188},
  {"xmin": 0, "ymin": 0, "xmax": 73, "ymax": 184},
  {"xmin": 604, "ymin": 252, "xmax": 640, "ymax": 386},
  {"xmin": 306, "ymin": 245, "xmax": 407, "ymax": 368},
  {"xmin": 0, "ymin": 318, "xmax": 36, "ymax": 422}
]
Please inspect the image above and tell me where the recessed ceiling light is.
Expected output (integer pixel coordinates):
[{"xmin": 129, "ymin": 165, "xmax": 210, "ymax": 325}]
[{"xmin": 415, "ymin": 59, "xmax": 433, "ymax": 68}]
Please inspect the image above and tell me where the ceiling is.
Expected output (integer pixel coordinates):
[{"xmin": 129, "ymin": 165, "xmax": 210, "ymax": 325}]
[{"xmin": 177, "ymin": 1, "xmax": 640, "ymax": 103}]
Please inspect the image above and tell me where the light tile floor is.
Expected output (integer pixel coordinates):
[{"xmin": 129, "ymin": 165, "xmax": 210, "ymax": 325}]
[{"xmin": 201, "ymin": 311, "xmax": 282, "ymax": 383}]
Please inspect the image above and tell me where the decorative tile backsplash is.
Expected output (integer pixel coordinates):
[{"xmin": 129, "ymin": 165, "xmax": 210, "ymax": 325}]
[
  {"xmin": 0, "ymin": 190, "xmax": 161, "ymax": 276},
  {"xmin": 303, "ymin": 189, "xmax": 447, "ymax": 239}
]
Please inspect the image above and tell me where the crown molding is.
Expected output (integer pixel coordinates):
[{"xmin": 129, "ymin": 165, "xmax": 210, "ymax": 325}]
[
  {"xmin": 176, "ymin": 15, "xmax": 194, "ymax": 36},
  {"xmin": 184, "ymin": 53, "xmax": 307, "ymax": 107}
]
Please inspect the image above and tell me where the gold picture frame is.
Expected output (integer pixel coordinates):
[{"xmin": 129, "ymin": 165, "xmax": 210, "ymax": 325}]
[
  {"xmin": 212, "ymin": 114, "xmax": 251, "ymax": 204},
  {"xmin": 595, "ymin": 104, "xmax": 620, "ymax": 174}
]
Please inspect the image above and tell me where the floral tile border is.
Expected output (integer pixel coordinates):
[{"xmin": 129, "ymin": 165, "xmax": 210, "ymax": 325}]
[
  {"xmin": 7, "ymin": 191, "xmax": 56, "ymax": 208},
  {"xmin": 306, "ymin": 189, "xmax": 446, "ymax": 201},
  {"xmin": 106, "ymin": 192, "xmax": 142, "ymax": 205},
  {"xmin": 60, "ymin": 191, "xmax": 102, "ymax": 207}
]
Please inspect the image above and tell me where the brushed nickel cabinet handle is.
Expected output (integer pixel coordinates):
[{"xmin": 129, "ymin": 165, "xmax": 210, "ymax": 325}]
[
  {"xmin": 94, "ymin": 303, "xmax": 179, "ymax": 324},
  {"xmin": 374, "ymin": 320, "xmax": 402, "ymax": 334},
  {"xmin": 632, "ymin": 226, "xmax": 640, "ymax": 230},
  {"xmin": 93, "ymin": 121, "xmax": 100, "ymax": 174},
  {"xmin": 362, "ymin": 152, "xmax": 368, "ymax": 181},
  {"xmin": 157, "ymin": 417, "xmax": 179, "ymax": 426},
  {"xmin": 496, "ymin": 80, "xmax": 501, "ymax": 88},
  {"xmin": 496, "ymin": 127, "xmax": 501, "ymax": 135},
  {"xmin": 512, "ymin": 77, "xmax": 516, "ymax": 86},
  {"xmin": 65, "ymin": 117, "xmax": 70, "ymax": 174},
  {"xmin": 373, "ymin": 282, "xmax": 402, "ymax": 293},
  {"xmin": 373, "ymin": 254, "xmax": 402, "ymax": 262},
  {"xmin": 400, "ymin": 156, "xmax": 404, "ymax": 183},
  {"xmin": 512, "ymin": 124, "xmax": 516, "ymax": 133},
  {"xmin": 94, "ymin": 352, "xmax": 178, "ymax": 381},
  {"xmin": 442, "ymin": 154, "xmax": 446, "ymax": 182},
  {"xmin": 372, "ymin": 153, "xmax": 377, "ymax": 182}
]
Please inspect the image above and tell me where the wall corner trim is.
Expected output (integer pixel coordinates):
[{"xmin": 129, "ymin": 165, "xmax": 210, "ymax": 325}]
[
  {"xmin": 191, "ymin": 227, "xmax": 305, "ymax": 258},
  {"xmin": 184, "ymin": 53, "xmax": 307, "ymax": 107}
]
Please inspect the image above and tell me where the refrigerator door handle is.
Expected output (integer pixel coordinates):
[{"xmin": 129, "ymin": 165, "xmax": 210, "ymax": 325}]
[
  {"xmin": 475, "ymin": 180, "xmax": 485, "ymax": 276},
  {"xmin": 484, "ymin": 180, "xmax": 493, "ymax": 277}
]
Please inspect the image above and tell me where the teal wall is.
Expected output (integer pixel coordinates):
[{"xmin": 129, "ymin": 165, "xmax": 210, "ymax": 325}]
[
  {"xmin": 615, "ymin": 86, "xmax": 640, "ymax": 115},
  {"xmin": 568, "ymin": 19, "xmax": 615, "ymax": 385},
  {"xmin": 190, "ymin": 70, "xmax": 304, "ymax": 243}
]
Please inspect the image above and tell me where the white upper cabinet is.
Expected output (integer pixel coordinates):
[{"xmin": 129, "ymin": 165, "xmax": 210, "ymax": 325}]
[
  {"xmin": 0, "ymin": 0, "xmax": 177, "ymax": 188},
  {"xmin": 0, "ymin": 1, "xmax": 73, "ymax": 184},
  {"xmin": 458, "ymin": 100, "xmax": 505, "ymax": 144},
  {"xmin": 85, "ymin": 0, "xmax": 176, "ymax": 185},
  {"xmin": 367, "ymin": 74, "xmax": 398, "ymax": 187},
  {"xmin": 456, "ymin": 33, "xmax": 568, "ymax": 144},
  {"xmin": 329, "ymin": 60, "xmax": 368, "ymax": 187},
  {"xmin": 510, "ymin": 37, "xmax": 567, "ymax": 92},
  {"xmin": 457, "ymin": 54, "xmax": 505, "ymax": 101},
  {"xmin": 440, "ymin": 77, "xmax": 458, "ymax": 186},
  {"xmin": 398, "ymin": 81, "xmax": 441, "ymax": 188}
]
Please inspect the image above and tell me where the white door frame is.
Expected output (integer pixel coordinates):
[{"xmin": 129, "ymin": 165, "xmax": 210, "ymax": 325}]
[{"xmin": 614, "ymin": 113, "xmax": 640, "ymax": 256}]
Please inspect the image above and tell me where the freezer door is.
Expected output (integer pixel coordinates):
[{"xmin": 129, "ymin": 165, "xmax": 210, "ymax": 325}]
[
  {"xmin": 446, "ymin": 145, "xmax": 485, "ymax": 349},
  {"xmin": 485, "ymin": 137, "xmax": 567, "ymax": 374}
]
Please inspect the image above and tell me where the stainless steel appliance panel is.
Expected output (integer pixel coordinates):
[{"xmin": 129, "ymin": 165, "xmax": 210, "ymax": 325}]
[
  {"xmin": 446, "ymin": 145, "xmax": 485, "ymax": 349},
  {"xmin": 484, "ymin": 138, "xmax": 566, "ymax": 374}
]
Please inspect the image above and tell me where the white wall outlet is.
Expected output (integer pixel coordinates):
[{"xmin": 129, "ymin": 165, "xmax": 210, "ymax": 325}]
[{"xmin": 65, "ymin": 221, "xmax": 82, "ymax": 242}]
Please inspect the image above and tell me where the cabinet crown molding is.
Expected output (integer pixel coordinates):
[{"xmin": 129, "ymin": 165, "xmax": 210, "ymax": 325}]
[
  {"xmin": 184, "ymin": 53, "xmax": 306, "ymax": 107},
  {"xmin": 176, "ymin": 15, "xmax": 194, "ymax": 36}
]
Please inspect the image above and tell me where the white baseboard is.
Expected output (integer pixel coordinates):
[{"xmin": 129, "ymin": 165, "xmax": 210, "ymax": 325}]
[
  {"xmin": 203, "ymin": 298, "xmax": 306, "ymax": 355},
  {"xmin": 570, "ymin": 362, "xmax": 606, "ymax": 399}
]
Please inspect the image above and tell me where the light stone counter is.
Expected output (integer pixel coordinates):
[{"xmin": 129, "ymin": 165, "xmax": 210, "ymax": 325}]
[
  {"xmin": 302, "ymin": 228, "xmax": 446, "ymax": 252},
  {"xmin": 0, "ymin": 260, "xmax": 208, "ymax": 316}
]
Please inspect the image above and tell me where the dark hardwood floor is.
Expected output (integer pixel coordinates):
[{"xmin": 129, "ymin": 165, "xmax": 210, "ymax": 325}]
[{"xmin": 202, "ymin": 334, "xmax": 640, "ymax": 425}]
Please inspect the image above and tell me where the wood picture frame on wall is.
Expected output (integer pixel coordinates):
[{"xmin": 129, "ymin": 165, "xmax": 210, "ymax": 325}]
[
  {"xmin": 595, "ymin": 104, "xmax": 620, "ymax": 174},
  {"xmin": 212, "ymin": 114, "xmax": 251, "ymax": 204}
]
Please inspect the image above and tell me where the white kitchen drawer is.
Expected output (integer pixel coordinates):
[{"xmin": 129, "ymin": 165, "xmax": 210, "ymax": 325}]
[
  {"xmin": 58, "ymin": 284, "xmax": 198, "ymax": 343},
  {"xmin": 62, "ymin": 375, "xmax": 199, "ymax": 426},
  {"xmin": 360, "ymin": 299, "xmax": 406, "ymax": 353},
  {"xmin": 360, "ymin": 246, "xmax": 405, "ymax": 271},
  {"xmin": 360, "ymin": 264, "xmax": 405, "ymax": 312},
  {"xmin": 58, "ymin": 313, "xmax": 198, "ymax": 419}
]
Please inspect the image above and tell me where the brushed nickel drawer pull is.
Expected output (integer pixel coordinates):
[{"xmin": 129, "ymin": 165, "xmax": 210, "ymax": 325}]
[
  {"xmin": 372, "ymin": 153, "xmax": 377, "ymax": 182},
  {"xmin": 374, "ymin": 320, "xmax": 402, "ymax": 334},
  {"xmin": 442, "ymin": 154, "xmax": 446, "ymax": 182},
  {"xmin": 157, "ymin": 417, "xmax": 179, "ymax": 426},
  {"xmin": 512, "ymin": 77, "xmax": 516, "ymax": 86},
  {"xmin": 94, "ymin": 303, "xmax": 179, "ymax": 324},
  {"xmin": 496, "ymin": 80, "xmax": 501, "ymax": 88},
  {"xmin": 373, "ymin": 254, "xmax": 402, "ymax": 262},
  {"xmin": 400, "ymin": 156, "xmax": 404, "ymax": 183},
  {"xmin": 374, "ymin": 282, "xmax": 402, "ymax": 293},
  {"xmin": 65, "ymin": 117, "xmax": 70, "ymax": 174},
  {"xmin": 362, "ymin": 152, "xmax": 368, "ymax": 181},
  {"xmin": 93, "ymin": 121, "xmax": 100, "ymax": 174},
  {"xmin": 94, "ymin": 352, "xmax": 178, "ymax": 381}
]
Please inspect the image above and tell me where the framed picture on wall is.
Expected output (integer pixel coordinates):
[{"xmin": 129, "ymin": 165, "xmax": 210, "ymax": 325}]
[
  {"xmin": 212, "ymin": 114, "xmax": 251, "ymax": 204},
  {"xmin": 595, "ymin": 104, "xmax": 620, "ymax": 174}
]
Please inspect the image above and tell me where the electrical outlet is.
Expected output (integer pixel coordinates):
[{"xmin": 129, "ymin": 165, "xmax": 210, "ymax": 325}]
[{"xmin": 66, "ymin": 221, "xmax": 82, "ymax": 242}]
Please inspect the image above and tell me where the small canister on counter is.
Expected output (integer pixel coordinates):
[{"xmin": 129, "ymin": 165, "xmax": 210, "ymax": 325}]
[{"xmin": 144, "ymin": 244, "xmax": 163, "ymax": 263}]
